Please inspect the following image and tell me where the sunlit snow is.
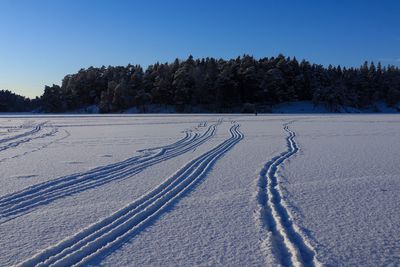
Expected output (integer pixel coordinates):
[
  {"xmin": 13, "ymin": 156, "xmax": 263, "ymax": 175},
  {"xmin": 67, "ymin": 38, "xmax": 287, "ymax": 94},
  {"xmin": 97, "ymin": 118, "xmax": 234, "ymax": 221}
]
[{"xmin": 0, "ymin": 114, "xmax": 399, "ymax": 266}]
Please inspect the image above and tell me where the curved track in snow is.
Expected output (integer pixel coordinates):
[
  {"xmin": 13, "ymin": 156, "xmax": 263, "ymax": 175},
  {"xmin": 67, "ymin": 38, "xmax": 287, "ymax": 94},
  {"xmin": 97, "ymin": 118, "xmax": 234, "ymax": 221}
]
[
  {"xmin": 0, "ymin": 122, "xmax": 60, "ymax": 154},
  {"xmin": 0, "ymin": 129, "xmax": 71, "ymax": 164},
  {"xmin": 0, "ymin": 123, "xmax": 44, "ymax": 144},
  {"xmin": 0, "ymin": 122, "xmax": 220, "ymax": 223},
  {"xmin": 16, "ymin": 123, "xmax": 243, "ymax": 267},
  {"xmin": 256, "ymin": 122, "xmax": 320, "ymax": 267}
]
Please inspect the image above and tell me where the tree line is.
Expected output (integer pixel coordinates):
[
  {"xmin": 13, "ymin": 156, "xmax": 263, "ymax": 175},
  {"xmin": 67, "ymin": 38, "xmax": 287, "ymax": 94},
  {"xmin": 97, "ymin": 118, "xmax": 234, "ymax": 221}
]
[
  {"xmin": 0, "ymin": 90, "xmax": 38, "ymax": 112},
  {"xmin": 2, "ymin": 54, "xmax": 400, "ymax": 113}
]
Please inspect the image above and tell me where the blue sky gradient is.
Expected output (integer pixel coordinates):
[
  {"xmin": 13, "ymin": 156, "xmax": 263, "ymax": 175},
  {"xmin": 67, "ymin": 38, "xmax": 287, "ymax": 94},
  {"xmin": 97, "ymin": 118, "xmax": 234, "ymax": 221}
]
[{"xmin": 0, "ymin": 0, "xmax": 399, "ymax": 97}]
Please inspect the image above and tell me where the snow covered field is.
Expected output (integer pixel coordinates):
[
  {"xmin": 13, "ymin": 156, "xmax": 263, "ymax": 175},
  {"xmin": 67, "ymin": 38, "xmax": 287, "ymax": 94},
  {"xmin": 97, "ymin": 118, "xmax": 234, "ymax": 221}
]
[{"xmin": 0, "ymin": 114, "xmax": 399, "ymax": 266}]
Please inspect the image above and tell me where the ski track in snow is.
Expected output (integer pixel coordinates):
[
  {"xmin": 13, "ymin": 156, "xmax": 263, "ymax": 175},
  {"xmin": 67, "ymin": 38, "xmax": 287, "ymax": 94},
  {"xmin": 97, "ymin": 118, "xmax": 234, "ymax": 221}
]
[
  {"xmin": 0, "ymin": 122, "xmax": 59, "ymax": 154},
  {"xmin": 16, "ymin": 123, "xmax": 243, "ymax": 267},
  {"xmin": 256, "ymin": 122, "xmax": 321, "ymax": 267},
  {"xmin": 0, "ymin": 121, "xmax": 220, "ymax": 223},
  {"xmin": 0, "ymin": 122, "xmax": 45, "ymax": 144},
  {"xmin": 0, "ymin": 129, "xmax": 71, "ymax": 164},
  {"xmin": 0, "ymin": 122, "xmax": 42, "ymax": 144}
]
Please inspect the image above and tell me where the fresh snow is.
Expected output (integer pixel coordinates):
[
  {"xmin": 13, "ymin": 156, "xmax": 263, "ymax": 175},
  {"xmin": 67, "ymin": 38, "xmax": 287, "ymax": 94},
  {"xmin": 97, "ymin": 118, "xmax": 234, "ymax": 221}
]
[{"xmin": 0, "ymin": 114, "xmax": 399, "ymax": 266}]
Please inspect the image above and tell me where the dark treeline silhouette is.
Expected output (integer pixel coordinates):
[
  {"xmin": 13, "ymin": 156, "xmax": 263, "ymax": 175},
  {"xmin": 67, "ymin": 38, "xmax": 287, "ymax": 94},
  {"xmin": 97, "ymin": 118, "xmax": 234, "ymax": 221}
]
[
  {"xmin": 0, "ymin": 90, "xmax": 38, "ymax": 112},
  {"xmin": 4, "ymin": 54, "xmax": 400, "ymax": 113}
]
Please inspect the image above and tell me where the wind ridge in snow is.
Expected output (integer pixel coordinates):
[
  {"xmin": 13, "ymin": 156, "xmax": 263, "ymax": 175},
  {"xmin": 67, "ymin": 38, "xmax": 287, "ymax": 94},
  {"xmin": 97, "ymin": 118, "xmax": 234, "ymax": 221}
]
[
  {"xmin": 255, "ymin": 122, "xmax": 321, "ymax": 267},
  {"xmin": 0, "ymin": 121, "xmax": 221, "ymax": 224},
  {"xmin": 16, "ymin": 123, "xmax": 243, "ymax": 267}
]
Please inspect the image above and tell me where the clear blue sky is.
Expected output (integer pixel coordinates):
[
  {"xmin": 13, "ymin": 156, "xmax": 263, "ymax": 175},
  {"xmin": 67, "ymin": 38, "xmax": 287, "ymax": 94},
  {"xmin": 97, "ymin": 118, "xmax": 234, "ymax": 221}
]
[{"xmin": 0, "ymin": 0, "xmax": 399, "ymax": 98}]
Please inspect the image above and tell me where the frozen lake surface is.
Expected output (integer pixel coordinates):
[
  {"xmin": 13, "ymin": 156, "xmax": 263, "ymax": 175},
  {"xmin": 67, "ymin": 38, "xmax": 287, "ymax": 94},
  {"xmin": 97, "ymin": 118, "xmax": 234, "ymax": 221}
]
[{"xmin": 0, "ymin": 114, "xmax": 399, "ymax": 266}]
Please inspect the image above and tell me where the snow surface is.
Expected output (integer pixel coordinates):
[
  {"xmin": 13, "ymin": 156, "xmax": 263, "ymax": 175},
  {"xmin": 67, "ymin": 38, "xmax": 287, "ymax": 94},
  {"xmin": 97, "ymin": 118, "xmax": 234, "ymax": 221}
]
[{"xmin": 0, "ymin": 114, "xmax": 399, "ymax": 266}]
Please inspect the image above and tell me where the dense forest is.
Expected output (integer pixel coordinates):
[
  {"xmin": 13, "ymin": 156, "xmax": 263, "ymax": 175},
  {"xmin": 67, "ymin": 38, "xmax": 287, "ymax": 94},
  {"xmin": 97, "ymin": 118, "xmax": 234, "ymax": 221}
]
[
  {"xmin": 0, "ymin": 90, "xmax": 38, "ymax": 112},
  {"xmin": 3, "ymin": 54, "xmax": 400, "ymax": 113}
]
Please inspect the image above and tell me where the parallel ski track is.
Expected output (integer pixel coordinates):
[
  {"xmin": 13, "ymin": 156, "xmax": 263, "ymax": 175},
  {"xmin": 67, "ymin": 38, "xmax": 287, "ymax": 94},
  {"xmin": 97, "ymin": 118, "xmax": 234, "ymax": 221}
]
[
  {"xmin": 0, "ymin": 125, "xmax": 23, "ymax": 139},
  {"xmin": 0, "ymin": 121, "xmax": 220, "ymax": 223},
  {"xmin": 256, "ymin": 122, "xmax": 320, "ymax": 267},
  {"xmin": 0, "ymin": 122, "xmax": 45, "ymax": 144},
  {"xmin": 17, "ymin": 123, "xmax": 243, "ymax": 267},
  {"xmin": 0, "ymin": 129, "xmax": 71, "ymax": 164},
  {"xmin": 0, "ymin": 122, "xmax": 59, "ymax": 153}
]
